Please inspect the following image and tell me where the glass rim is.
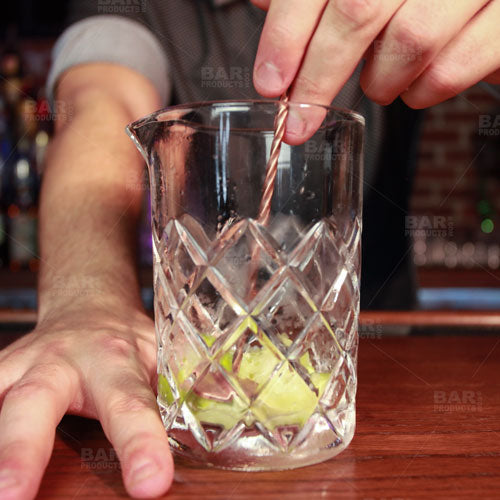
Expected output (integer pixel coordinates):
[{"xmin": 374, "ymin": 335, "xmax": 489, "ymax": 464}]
[{"xmin": 127, "ymin": 98, "xmax": 365, "ymax": 133}]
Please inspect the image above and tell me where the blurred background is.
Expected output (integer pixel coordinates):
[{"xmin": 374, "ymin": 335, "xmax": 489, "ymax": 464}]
[{"xmin": 0, "ymin": 1, "xmax": 499, "ymax": 318}]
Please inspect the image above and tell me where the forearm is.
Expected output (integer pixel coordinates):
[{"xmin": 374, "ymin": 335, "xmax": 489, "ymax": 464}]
[{"xmin": 37, "ymin": 65, "xmax": 161, "ymax": 322}]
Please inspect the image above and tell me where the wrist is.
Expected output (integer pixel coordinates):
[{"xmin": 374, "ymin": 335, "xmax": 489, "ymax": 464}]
[
  {"xmin": 36, "ymin": 295, "xmax": 151, "ymax": 330},
  {"xmin": 37, "ymin": 270, "xmax": 147, "ymax": 325}
]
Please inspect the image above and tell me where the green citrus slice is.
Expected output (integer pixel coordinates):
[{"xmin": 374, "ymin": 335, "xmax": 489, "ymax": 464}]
[{"xmin": 159, "ymin": 323, "xmax": 331, "ymax": 430}]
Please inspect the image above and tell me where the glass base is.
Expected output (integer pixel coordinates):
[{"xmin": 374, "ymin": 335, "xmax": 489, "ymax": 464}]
[{"xmin": 160, "ymin": 399, "xmax": 355, "ymax": 471}]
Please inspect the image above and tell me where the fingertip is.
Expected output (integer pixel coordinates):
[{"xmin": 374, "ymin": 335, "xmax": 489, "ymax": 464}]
[
  {"xmin": 400, "ymin": 91, "xmax": 431, "ymax": 109},
  {"xmin": 250, "ymin": 0, "xmax": 270, "ymax": 11},
  {"xmin": 125, "ymin": 450, "xmax": 174, "ymax": 499},
  {"xmin": 0, "ymin": 473, "xmax": 21, "ymax": 500},
  {"xmin": 284, "ymin": 130, "xmax": 310, "ymax": 146},
  {"xmin": 283, "ymin": 105, "xmax": 326, "ymax": 146},
  {"xmin": 0, "ymin": 466, "xmax": 37, "ymax": 500},
  {"xmin": 127, "ymin": 471, "xmax": 173, "ymax": 499},
  {"xmin": 400, "ymin": 81, "xmax": 439, "ymax": 109},
  {"xmin": 254, "ymin": 61, "xmax": 287, "ymax": 97}
]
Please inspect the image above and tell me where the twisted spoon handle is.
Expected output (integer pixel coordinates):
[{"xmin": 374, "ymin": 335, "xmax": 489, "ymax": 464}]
[{"xmin": 257, "ymin": 93, "xmax": 290, "ymax": 226}]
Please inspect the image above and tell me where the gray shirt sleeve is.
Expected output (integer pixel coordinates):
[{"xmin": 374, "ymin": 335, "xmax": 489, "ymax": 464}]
[{"xmin": 46, "ymin": 15, "xmax": 171, "ymax": 109}]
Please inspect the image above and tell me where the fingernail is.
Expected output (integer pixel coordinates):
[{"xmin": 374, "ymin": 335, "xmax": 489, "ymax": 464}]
[
  {"xmin": 130, "ymin": 459, "xmax": 159, "ymax": 487},
  {"xmin": 255, "ymin": 61, "xmax": 284, "ymax": 93},
  {"xmin": 286, "ymin": 109, "xmax": 307, "ymax": 138},
  {"xmin": 0, "ymin": 470, "xmax": 21, "ymax": 493}
]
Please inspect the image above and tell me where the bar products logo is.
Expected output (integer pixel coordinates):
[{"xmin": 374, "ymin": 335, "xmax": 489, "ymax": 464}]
[
  {"xmin": 434, "ymin": 390, "xmax": 483, "ymax": 413},
  {"xmin": 97, "ymin": 0, "xmax": 147, "ymax": 14},
  {"xmin": 81, "ymin": 448, "xmax": 121, "ymax": 471},
  {"xmin": 358, "ymin": 319, "xmax": 383, "ymax": 340},
  {"xmin": 50, "ymin": 275, "xmax": 103, "ymax": 298},
  {"xmin": 404, "ymin": 216, "xmax": 454, "ymax": 238},
  {"xmin": 478, "ymin": 114, "xmax": 500, "ymax": 136},
  {"xmin": 304, "ymin": 137, "xmax": 352, "ymax": 162},
  {"xmin": 373, "ymin": 39, "xmax": 423, "ymax": 63},
  {"xmin": 201, "ymin": 66, "xmax": 251, "ymax": 89},
  {"xmin": 20, "ymin": 99, "xmax": 74, "ymax": 123},
  {"xmin": 126, "ymin": 172, "xmax": 150, "ymax": 192}
]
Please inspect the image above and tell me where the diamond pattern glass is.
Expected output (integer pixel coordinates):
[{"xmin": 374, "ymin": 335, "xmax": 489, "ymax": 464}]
[{"xmin": 128, "ymin": 101, "xmax": 364, "ymax": 470}]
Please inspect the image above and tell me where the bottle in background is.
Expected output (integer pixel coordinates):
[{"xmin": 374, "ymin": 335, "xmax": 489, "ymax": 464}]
[
  {"xmin": 1, "ymin": 41, "xmax": 41, "ymax": 272},
  {"xmin": 6, "ymin": 98, "xmax": 40, "ymax": 272},
  {"xmin": 0, "ymin": 95, "xmax": 11, "ymax": 268}
]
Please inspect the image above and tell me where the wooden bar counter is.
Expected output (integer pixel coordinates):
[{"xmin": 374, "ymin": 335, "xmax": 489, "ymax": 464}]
[{"xmin": 1, "ymin": 326, "xmax": 500, "ymax": 498}]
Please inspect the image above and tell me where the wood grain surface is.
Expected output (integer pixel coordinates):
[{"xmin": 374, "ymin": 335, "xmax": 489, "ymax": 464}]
[
  {"xmin": 0, "ymin": 334, "xmax": 490, "ymax": 499},
  {"xmin": 2, "ymin": 309, "xmax": 500, "ymax": 328}
]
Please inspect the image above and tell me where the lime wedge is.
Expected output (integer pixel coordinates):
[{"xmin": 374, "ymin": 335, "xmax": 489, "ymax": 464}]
[
  {"xmin": 158, "ymin": 374, "xmax": 174, "ymax": 404},
  {"xmin": 160, "ymin": 327, "xmax": 331, "ymax": 430}
]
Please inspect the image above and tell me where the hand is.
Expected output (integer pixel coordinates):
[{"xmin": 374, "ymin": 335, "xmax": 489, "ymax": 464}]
[
  {"xmin": 252, "ymin": 0, "xmax": 500, "ymax": 143},
  {"xmin": 0, "ymin": 306, "xmax": 173, "ymax": 499}
]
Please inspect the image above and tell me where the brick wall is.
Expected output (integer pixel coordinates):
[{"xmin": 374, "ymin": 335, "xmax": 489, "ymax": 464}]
[
  {"xmin": 412, "ymin": 85, "xmax": 499, "ymax": 240},
  {"xmin": 410, "ymin": 85, "xmax": 500, "ymax": 270}
]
